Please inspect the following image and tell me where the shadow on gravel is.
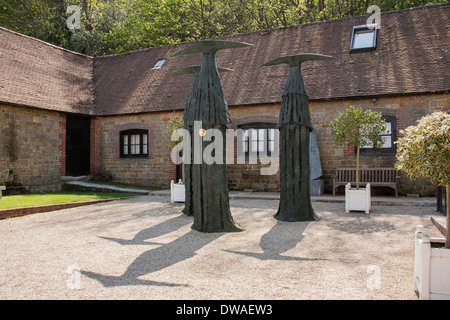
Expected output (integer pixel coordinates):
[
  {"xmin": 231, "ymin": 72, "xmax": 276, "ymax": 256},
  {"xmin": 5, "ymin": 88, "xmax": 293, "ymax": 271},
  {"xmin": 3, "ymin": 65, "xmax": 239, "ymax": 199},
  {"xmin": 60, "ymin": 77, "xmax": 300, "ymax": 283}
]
[
  {"xmin": 81, "ymin": 214, "xmax": 223, "ymax": 287},
  {"xmin": 99, "ymin": 215, "xmax": 192, "ymax": 245},
  {"xmin": 225, "ymin": 220, "xmax": 325, "ymax": 262},
  {"xmin": 328, "ymin": 217, "xmax": 395, "ymax": 234}
]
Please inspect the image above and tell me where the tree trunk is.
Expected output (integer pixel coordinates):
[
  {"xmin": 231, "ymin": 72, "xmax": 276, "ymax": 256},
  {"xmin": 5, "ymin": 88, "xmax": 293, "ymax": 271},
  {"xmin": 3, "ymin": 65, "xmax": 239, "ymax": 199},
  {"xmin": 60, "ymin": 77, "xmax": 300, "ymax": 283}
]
[
  {"xmin": 446, "ymin": 184, "xmax": 449, "ymax": 249},
  {"xmin": 356, "ymin": 143, "xmax": 360, "ymax": 189}
]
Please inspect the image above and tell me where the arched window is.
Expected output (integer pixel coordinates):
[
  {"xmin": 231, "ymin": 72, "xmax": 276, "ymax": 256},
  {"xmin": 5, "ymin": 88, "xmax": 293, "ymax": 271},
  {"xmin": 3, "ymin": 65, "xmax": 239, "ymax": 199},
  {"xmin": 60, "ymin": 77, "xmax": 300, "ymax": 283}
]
[{"xmin": 120, "ymin": 129, "xmax": 149, "ymax": 158}]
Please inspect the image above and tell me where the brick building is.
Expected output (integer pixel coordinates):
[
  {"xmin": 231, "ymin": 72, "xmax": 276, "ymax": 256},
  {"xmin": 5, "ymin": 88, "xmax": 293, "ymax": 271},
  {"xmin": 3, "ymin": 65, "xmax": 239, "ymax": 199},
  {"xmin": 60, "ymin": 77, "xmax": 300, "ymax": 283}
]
[{"xmin": 0, "ymin": 4, "xmax": 449, "ymax": 195}]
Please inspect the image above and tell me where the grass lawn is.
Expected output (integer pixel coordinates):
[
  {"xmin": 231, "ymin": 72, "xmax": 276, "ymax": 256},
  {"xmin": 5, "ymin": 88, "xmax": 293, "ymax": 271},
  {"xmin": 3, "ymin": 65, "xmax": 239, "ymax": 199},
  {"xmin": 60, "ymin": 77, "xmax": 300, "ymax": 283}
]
[{"xmin": 0, "ymin": 191, "xmax": 140, "ymax": 210}]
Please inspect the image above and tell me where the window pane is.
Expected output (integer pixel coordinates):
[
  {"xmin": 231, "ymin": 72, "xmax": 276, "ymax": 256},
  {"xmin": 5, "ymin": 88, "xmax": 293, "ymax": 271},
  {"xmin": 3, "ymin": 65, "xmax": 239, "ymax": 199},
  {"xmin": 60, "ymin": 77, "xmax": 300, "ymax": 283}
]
[
  {"xmin": 242, "ymin": 140, "xmax": 248, "ymax": 153},
  {"xmin": 352, "ymin": 29, "xmax": 375, "ymax": 49},
  {"xmin": 258, "ymin": 129, "xmax": 265, "ymax": 140},
  {"xmin": 251, "ymin": 141, "xmax": 258, "ymax": 152},
  {"xmin": 383, "ymin": 123, "xmax": 391, "ymax": 135},
  {"xmin": 258, "ymin": 140, "xmax": 265, "ymax": 152},
  {"xmin": 242, "ymin": 130, "xmax": 249, "ymax": 153},
  {"xmin": 152, "ymin": 59, "xmax": 166, "ymax": 69},
  {"xmin": 130, "ymin": 134, "xmax": 140, "ymax": 155},
  {"xmin": 381, "ymin": 136, "xmax": 392, "ymax": 148},
  {"xmin": 251, "ymin": 129, "xmax": 258, "ymax": 141},
  {"xmin": 268, "ymin": 129, "xmax": 273, "ymax": 141},
  {"xmin": 360, "ymin": 136, "xmax": 373, "ymax": 148},
  {"xmin": 123, "ymin": 135, "xmax": 128, "ymax": 155},
  {"xmin": 143, "ymin": 134, "xmax": 148, "ymax": 154},
  {"xmin": 269, "ymin": 139, "xmax": 275, "ymax": 153}
]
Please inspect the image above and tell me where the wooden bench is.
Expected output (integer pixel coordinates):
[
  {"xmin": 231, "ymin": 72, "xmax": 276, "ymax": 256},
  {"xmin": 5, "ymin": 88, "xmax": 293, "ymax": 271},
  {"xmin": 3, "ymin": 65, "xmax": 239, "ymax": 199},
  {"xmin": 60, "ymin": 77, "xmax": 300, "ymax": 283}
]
[
  {"xmin": 0, "ymin": 186, "xmax": 5, "ymax": 199},
  {"xmin": 332, "ymin": 168, "xmax": 400, "ymax": 197}
]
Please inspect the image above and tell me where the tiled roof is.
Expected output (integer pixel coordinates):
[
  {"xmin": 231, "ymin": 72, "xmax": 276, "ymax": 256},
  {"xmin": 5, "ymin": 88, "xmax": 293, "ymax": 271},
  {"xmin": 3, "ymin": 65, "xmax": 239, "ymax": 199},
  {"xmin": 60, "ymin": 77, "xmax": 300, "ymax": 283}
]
[
  {"xmin": 0, "ymin": 27, "xmax": 94, "ymax": 114},
  {"xmin": 1, "ymin": 4, "xmax": 449, "ymax": 116}
]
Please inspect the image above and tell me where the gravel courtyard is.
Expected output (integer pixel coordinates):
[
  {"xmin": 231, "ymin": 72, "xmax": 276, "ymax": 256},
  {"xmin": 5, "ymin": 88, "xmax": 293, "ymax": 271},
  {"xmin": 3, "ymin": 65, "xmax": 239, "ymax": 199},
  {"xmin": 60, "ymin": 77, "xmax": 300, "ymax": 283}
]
[{"xmin": 0, "ymin": 195, "xmax": 443, "ymax": 300}]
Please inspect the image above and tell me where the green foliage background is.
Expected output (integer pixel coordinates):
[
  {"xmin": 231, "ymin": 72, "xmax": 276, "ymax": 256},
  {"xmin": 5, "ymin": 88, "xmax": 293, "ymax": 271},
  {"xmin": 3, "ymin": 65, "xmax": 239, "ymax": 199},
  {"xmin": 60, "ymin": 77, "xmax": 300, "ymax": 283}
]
[{"xmin": 0, "ymin": 0, "xmax": 446, "ymax": 56}]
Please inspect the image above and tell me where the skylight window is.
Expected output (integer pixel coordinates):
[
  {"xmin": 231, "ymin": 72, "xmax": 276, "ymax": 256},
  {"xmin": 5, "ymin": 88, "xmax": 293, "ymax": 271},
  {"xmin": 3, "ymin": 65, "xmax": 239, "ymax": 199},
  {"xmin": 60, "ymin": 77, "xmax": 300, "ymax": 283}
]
[
  {"xmin": 152, "ymin": 59, "xmax": 166, "ymax": 69},
  {"xmin": 350, "ymin": 25, "xmax": 377, "ymax": 52}
]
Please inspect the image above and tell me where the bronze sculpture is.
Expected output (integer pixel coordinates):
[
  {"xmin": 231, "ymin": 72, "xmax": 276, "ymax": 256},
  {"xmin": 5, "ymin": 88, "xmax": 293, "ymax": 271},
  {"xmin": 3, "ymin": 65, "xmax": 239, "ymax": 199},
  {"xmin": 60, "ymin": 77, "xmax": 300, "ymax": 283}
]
[
  {"xmin": 262, "ymin": 54, "xmax": 333, "ymax": 221},
  {"xmin": 174, "ymin": 40, "xmax": 252, "ymax": 232}
]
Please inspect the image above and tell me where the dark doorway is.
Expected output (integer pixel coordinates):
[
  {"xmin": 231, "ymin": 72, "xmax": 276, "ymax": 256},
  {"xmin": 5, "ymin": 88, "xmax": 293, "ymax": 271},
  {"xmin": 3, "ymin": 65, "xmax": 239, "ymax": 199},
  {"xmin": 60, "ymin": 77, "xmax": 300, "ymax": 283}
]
[
  {"xmin": 66, "ymin": 116, "xmax": 91, "ymax": 176},
  {"xmin": 437, "ymin": 186, "xmax": 447, "ymax": 214}
]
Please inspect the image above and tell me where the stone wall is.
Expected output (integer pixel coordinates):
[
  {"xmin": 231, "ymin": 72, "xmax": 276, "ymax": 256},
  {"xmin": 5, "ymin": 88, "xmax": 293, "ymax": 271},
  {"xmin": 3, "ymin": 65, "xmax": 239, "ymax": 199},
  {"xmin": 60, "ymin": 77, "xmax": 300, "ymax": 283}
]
[
  {"xmin": 310, "ymin": 93, "xmax": 449, "ymax": 196},
  {"xmin": 228, "ymin": 104, "xmax": 280, "ymax": 191},
  {"xmin": 226, "ymin": 93, "xmax": 448, "ymax": 195},
  {"xmin": 0, "ymin": 104, "xmax": 62, "ymax": 192},
  {"xmin": 96, "ymin": 105, "xmax": 281, "ymax": 191},
  {"xmin": 95, "ymin": 112, "xmax": 181, "ymax": 189},
  {"xmin": 1, "ymin": 92, "xmax": 447, "ymax": 195},
  {"xmin": 96, "ymin": 93, "xmax": 448, "ymax": 196}
]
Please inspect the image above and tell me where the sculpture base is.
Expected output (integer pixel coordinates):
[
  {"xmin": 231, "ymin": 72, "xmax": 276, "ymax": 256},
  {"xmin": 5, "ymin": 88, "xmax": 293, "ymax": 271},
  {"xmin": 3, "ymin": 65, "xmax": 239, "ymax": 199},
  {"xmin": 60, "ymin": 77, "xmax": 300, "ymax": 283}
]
[{"xmin": 310, "ymin": 179, "xmax": 324, "ymax": 196}]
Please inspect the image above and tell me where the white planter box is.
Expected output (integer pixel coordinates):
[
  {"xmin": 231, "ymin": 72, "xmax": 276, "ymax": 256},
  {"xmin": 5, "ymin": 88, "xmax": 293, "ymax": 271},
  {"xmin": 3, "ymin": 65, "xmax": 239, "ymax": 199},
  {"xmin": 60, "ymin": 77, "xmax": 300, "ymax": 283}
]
[
  {"xmin": 414, "ymin": 225, "xmax": 450, "ymax": 300},
  {"xmin": 345, "ymin": 183, "xmax": 371, "ymax": 214},
  {"xmin": 170, "ymin": 180, "xmax": 185, "ymax": 203}
]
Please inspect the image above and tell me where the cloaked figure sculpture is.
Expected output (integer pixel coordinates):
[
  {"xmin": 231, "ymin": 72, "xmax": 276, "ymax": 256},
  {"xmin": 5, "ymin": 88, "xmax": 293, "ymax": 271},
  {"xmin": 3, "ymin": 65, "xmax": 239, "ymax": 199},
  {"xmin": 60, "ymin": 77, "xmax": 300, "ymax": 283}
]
[
  {"xmin": 262, "ymin": 54, "xmax": 333, "ymax": 222},
  {"xmin": 174, "ymin": 40, "xmax": 252, "ymax": 232},
  {"xmin": 171, "ymin": 65, "xmax": 232, "ymax": 218}
]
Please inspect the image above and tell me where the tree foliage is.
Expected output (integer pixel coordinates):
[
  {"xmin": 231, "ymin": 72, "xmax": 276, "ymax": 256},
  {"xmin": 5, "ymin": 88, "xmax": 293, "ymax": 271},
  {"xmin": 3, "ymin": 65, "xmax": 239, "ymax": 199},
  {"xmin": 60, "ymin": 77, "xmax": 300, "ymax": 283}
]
[
  {"xmin": 166, "ymin": 115, "xmax": 184, "ymax": 148},
  {"xmin": 330, "ymin": 106, "xmax": 386, "ymax": 188},
  {"xmin": 0, "ymin": 0, "xmax": 447, "ymax": 56},
  {"xmin": 395, "ymin": 111, "xmax": 450, "ymax": 248},
  {"xmin": 395, "ymin": 111, "xmax": 450, "ymax": 187},
  {"xmin": 330, "ymin": 106, "xmax": 386, "ymax": 150}
]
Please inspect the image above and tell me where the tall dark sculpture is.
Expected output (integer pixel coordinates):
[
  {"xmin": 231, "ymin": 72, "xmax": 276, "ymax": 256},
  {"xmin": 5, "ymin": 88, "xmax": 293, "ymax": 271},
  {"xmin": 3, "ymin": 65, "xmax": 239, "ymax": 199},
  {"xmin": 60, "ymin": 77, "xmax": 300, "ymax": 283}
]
[
  {"xmin": 174, "ymin": 40, "xmax": 252, "ymax": 232},
  {"xmin": 262, "ymin": 54, "xmax": 333, "ymax": 222},
  {"xmin": 171, "ymin": 65, "xmax": 232, "ymax": 218}
]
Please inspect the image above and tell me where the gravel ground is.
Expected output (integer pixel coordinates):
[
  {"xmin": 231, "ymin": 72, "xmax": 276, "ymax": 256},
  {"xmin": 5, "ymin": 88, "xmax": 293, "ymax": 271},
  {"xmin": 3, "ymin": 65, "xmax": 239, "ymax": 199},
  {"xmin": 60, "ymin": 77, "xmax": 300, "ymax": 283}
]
[{"xmin": 0, "ymin": 195, "xmax": 443, "ymax": 300}]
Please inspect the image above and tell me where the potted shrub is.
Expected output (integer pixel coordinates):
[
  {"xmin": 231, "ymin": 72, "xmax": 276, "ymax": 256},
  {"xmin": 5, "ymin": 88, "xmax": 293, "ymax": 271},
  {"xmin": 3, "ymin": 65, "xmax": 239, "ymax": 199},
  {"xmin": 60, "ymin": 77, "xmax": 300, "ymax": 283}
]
[
  {"xmin": 167, "ymin": 116, "xmax": 185, "ymax": 203},
  {"xmin": 330, "ymin": 106, "xmax": 386, "ymax": 213},
  {"xmin": 395, "ymin": 111, "xmax": 450, "ymax": 299},
  {"xmin": 244, "ymin": 180, "xmax": 254, "ymax": 192}
]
